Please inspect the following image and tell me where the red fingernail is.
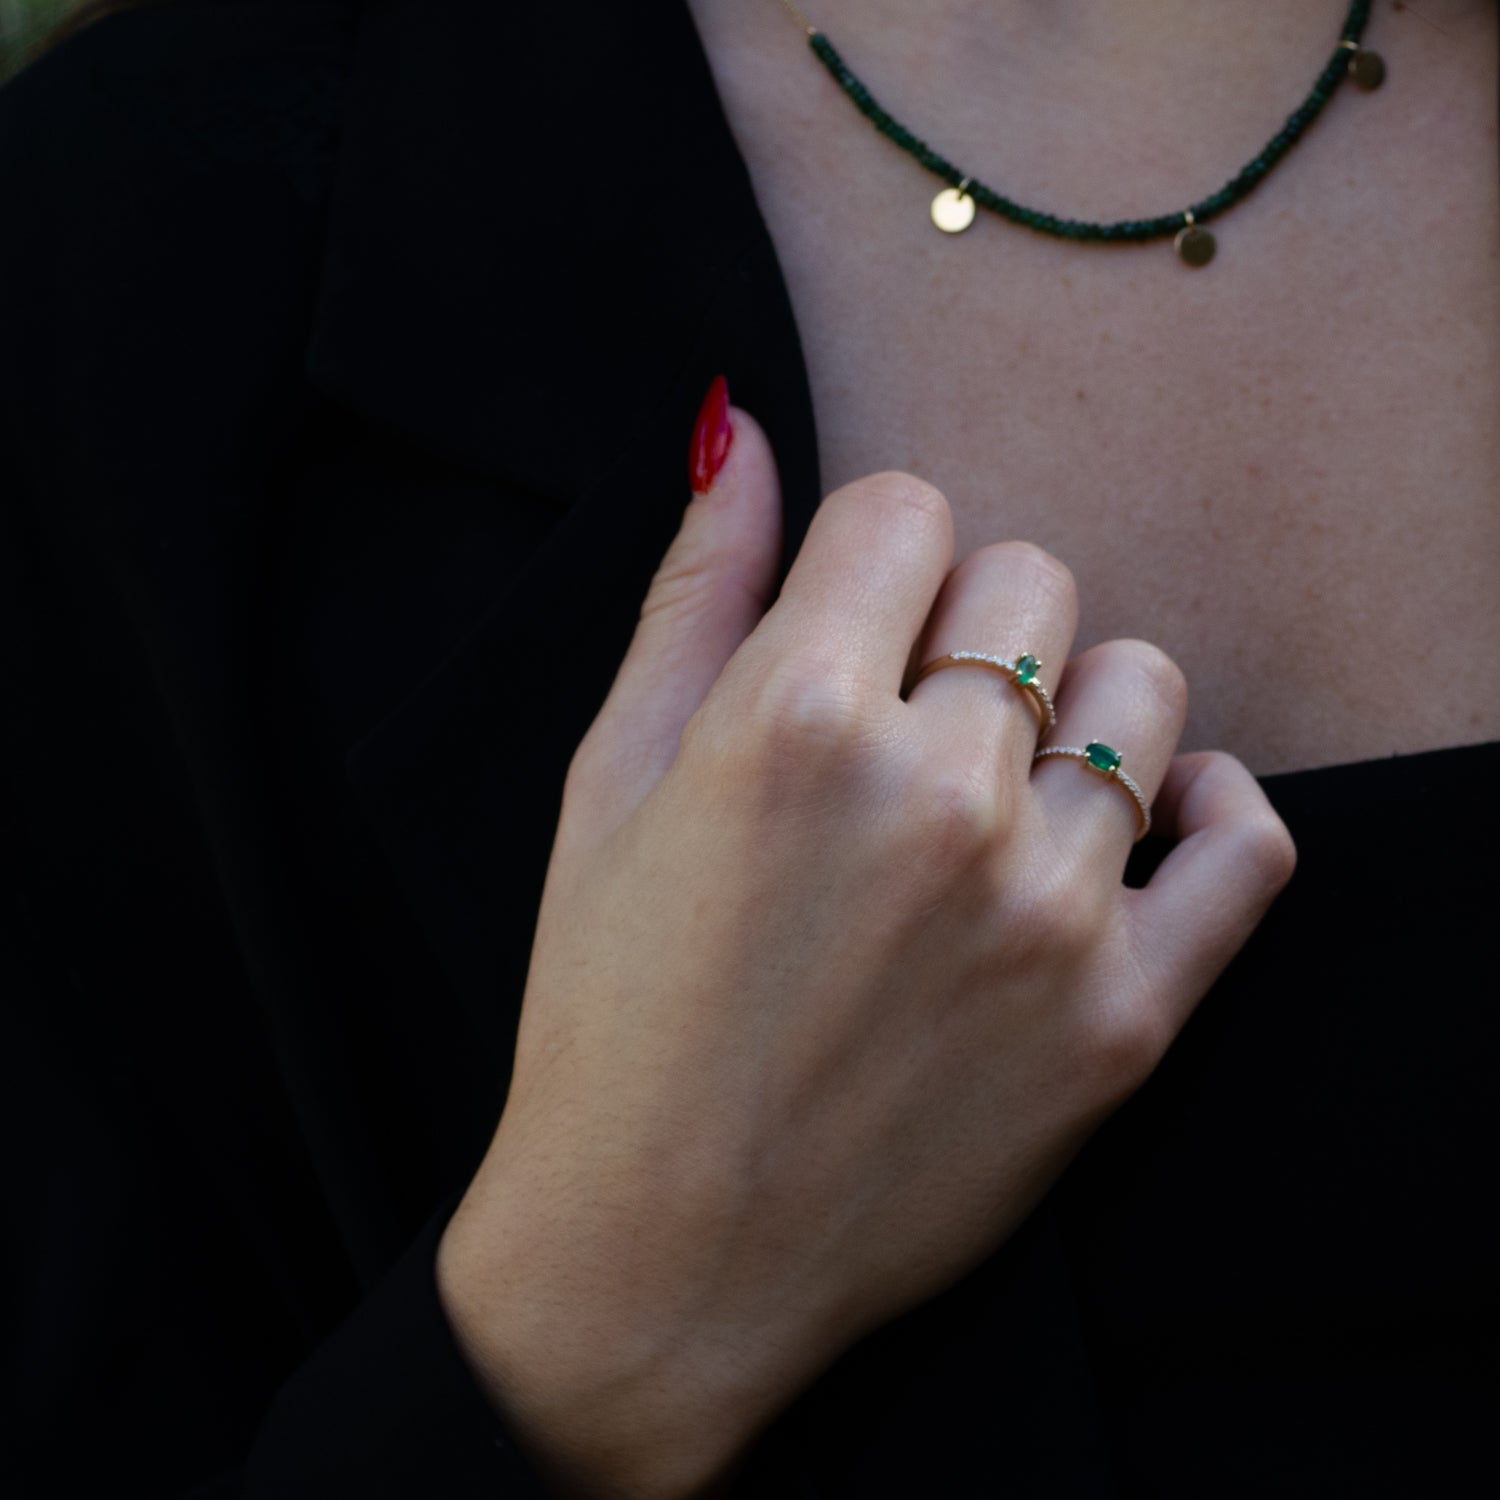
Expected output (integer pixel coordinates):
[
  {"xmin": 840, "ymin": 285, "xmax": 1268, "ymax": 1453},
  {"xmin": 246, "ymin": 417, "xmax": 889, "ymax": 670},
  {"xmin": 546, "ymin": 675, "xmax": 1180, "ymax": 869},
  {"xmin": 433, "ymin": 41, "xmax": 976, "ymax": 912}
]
[{"xmin": 689, "ymin": 374, "xmax": 733, "ymax": 495}]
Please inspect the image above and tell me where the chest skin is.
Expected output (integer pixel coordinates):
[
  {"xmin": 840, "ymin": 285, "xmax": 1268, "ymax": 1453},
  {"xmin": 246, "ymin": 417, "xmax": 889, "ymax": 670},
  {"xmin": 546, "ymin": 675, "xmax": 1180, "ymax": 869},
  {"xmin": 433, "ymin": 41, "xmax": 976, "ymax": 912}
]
[{"xmin": 685, "ymin": 0, "xmax": 1500, "ymax": 775}]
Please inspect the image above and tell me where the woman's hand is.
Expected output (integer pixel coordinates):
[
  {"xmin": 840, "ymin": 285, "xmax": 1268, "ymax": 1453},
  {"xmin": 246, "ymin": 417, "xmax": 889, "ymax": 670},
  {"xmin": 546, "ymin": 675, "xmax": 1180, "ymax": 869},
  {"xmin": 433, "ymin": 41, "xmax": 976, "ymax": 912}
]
[{"xmin": 437, "ymin": 400, "xmax": 1295, "ymax": 1498}]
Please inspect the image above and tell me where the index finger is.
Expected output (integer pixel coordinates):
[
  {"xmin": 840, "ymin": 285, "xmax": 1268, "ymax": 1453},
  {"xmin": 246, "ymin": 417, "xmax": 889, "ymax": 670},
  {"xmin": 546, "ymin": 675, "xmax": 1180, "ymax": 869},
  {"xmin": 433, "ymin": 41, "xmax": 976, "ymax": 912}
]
[{"xmin": 726, "ymin": 471, "xmax": 955, "ymax": 700}]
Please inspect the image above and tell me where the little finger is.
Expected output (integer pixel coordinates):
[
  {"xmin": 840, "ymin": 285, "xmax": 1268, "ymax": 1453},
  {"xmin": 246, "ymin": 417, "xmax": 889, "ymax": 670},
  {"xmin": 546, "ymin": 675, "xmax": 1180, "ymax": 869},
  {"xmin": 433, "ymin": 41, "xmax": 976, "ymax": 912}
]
[{"xmin": 1123, "ymin": 749, "xmax": 1297, "ymax": 1033}]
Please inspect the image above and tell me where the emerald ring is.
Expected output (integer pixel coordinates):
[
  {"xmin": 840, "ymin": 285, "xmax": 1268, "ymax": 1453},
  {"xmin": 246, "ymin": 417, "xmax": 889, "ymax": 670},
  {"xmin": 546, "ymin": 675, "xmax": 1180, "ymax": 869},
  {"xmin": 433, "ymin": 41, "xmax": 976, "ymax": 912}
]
[
  {"xmin": 909, "ymin": 650, "xmax": 1057, "ymax": 737},
  {"xmin": 1033, "ymin": 741, "xmax": 1152, "ymax": 841}
]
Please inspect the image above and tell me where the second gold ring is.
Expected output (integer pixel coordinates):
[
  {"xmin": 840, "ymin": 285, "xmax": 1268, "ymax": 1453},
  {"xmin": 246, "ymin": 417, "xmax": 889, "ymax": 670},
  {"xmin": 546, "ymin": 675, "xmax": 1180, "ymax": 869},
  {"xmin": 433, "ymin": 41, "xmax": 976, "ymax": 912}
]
[
  {"xmin": 1032, "ymin": 741, "xmax": 1152, "ymax": 840},
  {"xmin": 909, "ymin": 650, "xmax": 1057, "ymax": 737}
]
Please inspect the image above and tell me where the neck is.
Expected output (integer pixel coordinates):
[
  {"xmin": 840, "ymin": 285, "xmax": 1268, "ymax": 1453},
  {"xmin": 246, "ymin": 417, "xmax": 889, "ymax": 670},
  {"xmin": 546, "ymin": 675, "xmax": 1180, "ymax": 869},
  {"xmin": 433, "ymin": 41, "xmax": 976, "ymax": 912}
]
[{"xmin": 754, "ymin": 0, "xmax": 1378, "ymax": 220}]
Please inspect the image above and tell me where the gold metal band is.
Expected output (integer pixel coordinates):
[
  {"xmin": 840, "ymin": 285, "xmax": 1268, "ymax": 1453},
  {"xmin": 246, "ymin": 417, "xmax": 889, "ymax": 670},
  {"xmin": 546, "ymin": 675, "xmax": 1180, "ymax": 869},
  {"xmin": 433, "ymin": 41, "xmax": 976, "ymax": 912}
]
[
  {"xmin": 910, "ymin": 650, "xmax": 1057, "ymax": 738},
  {"xmin": 776, "ymin": 0, "xmax": 817, "ymax": 37},
  {"xmin": 1032, "ymin": 743, "xmax": 1152, "ymax": 841}
]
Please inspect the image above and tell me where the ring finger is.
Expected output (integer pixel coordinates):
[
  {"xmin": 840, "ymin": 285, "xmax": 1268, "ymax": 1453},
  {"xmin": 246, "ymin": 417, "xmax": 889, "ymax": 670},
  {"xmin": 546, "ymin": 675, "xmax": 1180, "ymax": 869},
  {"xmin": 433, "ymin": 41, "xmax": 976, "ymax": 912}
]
[{"xmin": 1032, "ymin": 638, "xmax": 1188, "ymax": 872}]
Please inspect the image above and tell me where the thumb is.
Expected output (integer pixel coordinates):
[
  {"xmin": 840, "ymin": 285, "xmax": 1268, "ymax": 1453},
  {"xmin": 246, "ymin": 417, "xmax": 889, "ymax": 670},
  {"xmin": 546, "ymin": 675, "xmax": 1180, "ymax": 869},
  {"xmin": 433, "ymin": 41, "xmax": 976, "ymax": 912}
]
[{"xmin": 566, "ymin": 376, "xmax": 783, "ymax": 840}]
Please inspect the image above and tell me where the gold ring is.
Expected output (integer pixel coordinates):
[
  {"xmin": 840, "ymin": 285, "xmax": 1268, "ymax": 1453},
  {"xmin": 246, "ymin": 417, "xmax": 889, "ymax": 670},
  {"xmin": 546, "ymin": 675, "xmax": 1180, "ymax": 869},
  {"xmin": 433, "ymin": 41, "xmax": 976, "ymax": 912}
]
[
  {"xmin": 910, "ymin": 650, "xmax": 1057, "ymax": 737},
  {"xmin": 1032, "ymin": 741, "xmax": 1152, "ymax": 841}
]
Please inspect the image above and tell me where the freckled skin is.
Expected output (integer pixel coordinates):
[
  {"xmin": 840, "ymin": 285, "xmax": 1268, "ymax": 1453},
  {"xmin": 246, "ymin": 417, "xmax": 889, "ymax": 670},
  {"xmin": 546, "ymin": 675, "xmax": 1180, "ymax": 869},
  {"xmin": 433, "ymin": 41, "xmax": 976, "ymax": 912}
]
[{"xmin": 687, "ymin": 0, "xmax": 1500, "ymax": 774}]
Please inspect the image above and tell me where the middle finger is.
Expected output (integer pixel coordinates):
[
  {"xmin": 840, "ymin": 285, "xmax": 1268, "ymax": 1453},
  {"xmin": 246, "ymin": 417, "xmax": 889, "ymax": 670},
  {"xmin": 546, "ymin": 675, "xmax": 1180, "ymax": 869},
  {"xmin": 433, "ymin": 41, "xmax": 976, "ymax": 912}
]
[{"xmin": 904, "ymin": 541, "xmax": 1080, "ymax": 784}]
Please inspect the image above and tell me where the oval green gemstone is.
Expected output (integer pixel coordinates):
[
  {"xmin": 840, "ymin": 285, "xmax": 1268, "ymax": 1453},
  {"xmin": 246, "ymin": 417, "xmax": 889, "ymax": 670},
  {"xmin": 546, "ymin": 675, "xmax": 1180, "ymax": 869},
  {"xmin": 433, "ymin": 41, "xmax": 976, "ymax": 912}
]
[
  {"xmin": 1085, "ymin": 741, "xmax": 1121, "ymax": 774},
  {"xmin": 1015, "ymin": 654, "xmax": 1039, "ymax": 685}
]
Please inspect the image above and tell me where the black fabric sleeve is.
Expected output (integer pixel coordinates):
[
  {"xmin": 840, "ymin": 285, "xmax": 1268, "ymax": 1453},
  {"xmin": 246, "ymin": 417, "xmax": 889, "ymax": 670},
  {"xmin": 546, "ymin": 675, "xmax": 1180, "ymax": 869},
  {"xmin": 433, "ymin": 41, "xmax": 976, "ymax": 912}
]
[
  {"xmin": 0, "ymin": 904, "xmax": 551, "ymax": 1499},
  {"xmin": 0, "ymin": 8, "xmax": 545, "ymax": 1496},
  {"xmin": 243, "ymin": 1194, "xmax": 550, "ymax": 1498}
]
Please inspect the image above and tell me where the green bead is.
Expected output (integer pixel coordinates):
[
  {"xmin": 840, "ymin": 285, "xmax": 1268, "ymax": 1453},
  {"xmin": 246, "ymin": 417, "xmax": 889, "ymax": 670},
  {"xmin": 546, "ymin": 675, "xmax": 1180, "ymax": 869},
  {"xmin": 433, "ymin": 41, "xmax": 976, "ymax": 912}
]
[
  {"xmin": 1015, "ymin": 654, "xmax": 1039, "ymax": 685},
  {"xmin": 807, "ymin": 0, "xmax": 1370, "ymax": 248},
  {"xmin": 1085, "ymin": 742, "xmax": 1122, "ymax": 774}
]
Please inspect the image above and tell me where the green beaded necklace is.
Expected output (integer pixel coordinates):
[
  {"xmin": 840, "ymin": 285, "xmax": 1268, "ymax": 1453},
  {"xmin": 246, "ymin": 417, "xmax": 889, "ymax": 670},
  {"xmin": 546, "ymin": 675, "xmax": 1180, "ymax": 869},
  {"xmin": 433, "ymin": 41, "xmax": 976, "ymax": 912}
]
[{"xmin": 775, "ymin": 0, "xmax": 1387, "ymax": 266}]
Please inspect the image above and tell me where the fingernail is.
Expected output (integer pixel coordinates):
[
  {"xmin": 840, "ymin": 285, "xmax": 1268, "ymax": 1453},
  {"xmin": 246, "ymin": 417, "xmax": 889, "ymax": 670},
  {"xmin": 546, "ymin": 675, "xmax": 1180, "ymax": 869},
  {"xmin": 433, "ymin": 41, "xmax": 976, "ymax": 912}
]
[{"xmin": 689, "ymin": 374, "xmax": 733, "ymax": 495}]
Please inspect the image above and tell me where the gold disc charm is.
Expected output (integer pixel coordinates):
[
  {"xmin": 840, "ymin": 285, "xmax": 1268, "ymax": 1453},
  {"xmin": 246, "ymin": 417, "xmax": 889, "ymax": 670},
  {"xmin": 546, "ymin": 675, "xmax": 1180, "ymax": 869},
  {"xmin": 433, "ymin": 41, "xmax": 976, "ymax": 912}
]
[
  {"xmin": 1346, "ymin": 46, "xmax": 1386, "ymax": 91},
  {"xmin": 1173, "ymin": 211, "xmax": 1216, "ymax": 268},
  {"xmin": 931, "ymin": 180, "xmax": 976, "ymax": 234}
]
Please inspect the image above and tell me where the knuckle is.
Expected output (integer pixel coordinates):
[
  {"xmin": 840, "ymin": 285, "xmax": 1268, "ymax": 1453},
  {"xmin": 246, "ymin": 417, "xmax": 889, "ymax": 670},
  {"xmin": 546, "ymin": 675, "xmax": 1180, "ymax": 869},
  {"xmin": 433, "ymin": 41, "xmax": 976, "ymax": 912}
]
[
  {"xmin": 1188, "ymin": 749, "xmax": 1299, "ymax": 897},
  {"xmin": 977, "ymin": 539, "xmax": 1078, "ymax": 611},
  {"xmin": 1238, "ymin": 806, "xmax": 1299, "ymax": 895},
  {"xmin": 565, "ymin": 716, "xmax": 610, "ymax": 785},
  {"xmin": 674, "ymin": 694, "xmax": 724, "ymax": 764},
  {"xmin": 843, "ymin": 470, "xmax": 952, "ymax": 539},
  {"xmin": 559, "ymin": 732, "xmax": 611, "ymax": 823},
  {"xmin": 562, "ymin": 734, "xmax": 595, "ymax": 794},
  {"xmin": 903, "ymin": 765, "xmax": 1006, "ymax": 868},
  {"xmin": 1006, "ymin": 863, "xmax": 1107, "ymax": 959},
  {"xmin": 740, "ymin": 660, "xmax": 880, "ymax": 772},
  {"xmin": 1109, "ymin": 638, "xmax": 1190, "ymax": 719},
  {"xmin": 1080, "ymin": 996, "xmax": 1171, "ymax": 1096}
]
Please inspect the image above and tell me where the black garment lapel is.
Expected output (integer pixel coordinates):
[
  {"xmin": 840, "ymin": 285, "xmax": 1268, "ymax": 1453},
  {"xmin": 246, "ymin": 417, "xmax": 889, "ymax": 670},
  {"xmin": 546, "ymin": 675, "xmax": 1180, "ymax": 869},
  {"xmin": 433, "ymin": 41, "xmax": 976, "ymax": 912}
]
[
  {"xmin": 304, "ymin": 0, "xmax": 820, "ymax": 533},
  {"xmin": 314, "ymin": 0, "xmax": 819, "ymax": 1057}
]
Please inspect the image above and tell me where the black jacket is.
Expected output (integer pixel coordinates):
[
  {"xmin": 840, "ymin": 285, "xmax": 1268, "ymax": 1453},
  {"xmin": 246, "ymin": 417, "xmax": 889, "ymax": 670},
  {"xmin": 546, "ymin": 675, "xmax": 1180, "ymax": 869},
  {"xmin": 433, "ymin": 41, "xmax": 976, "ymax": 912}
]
[{"xmin": 3, "ymin": 3, "xmax": 1495, "ymax": 1495}]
